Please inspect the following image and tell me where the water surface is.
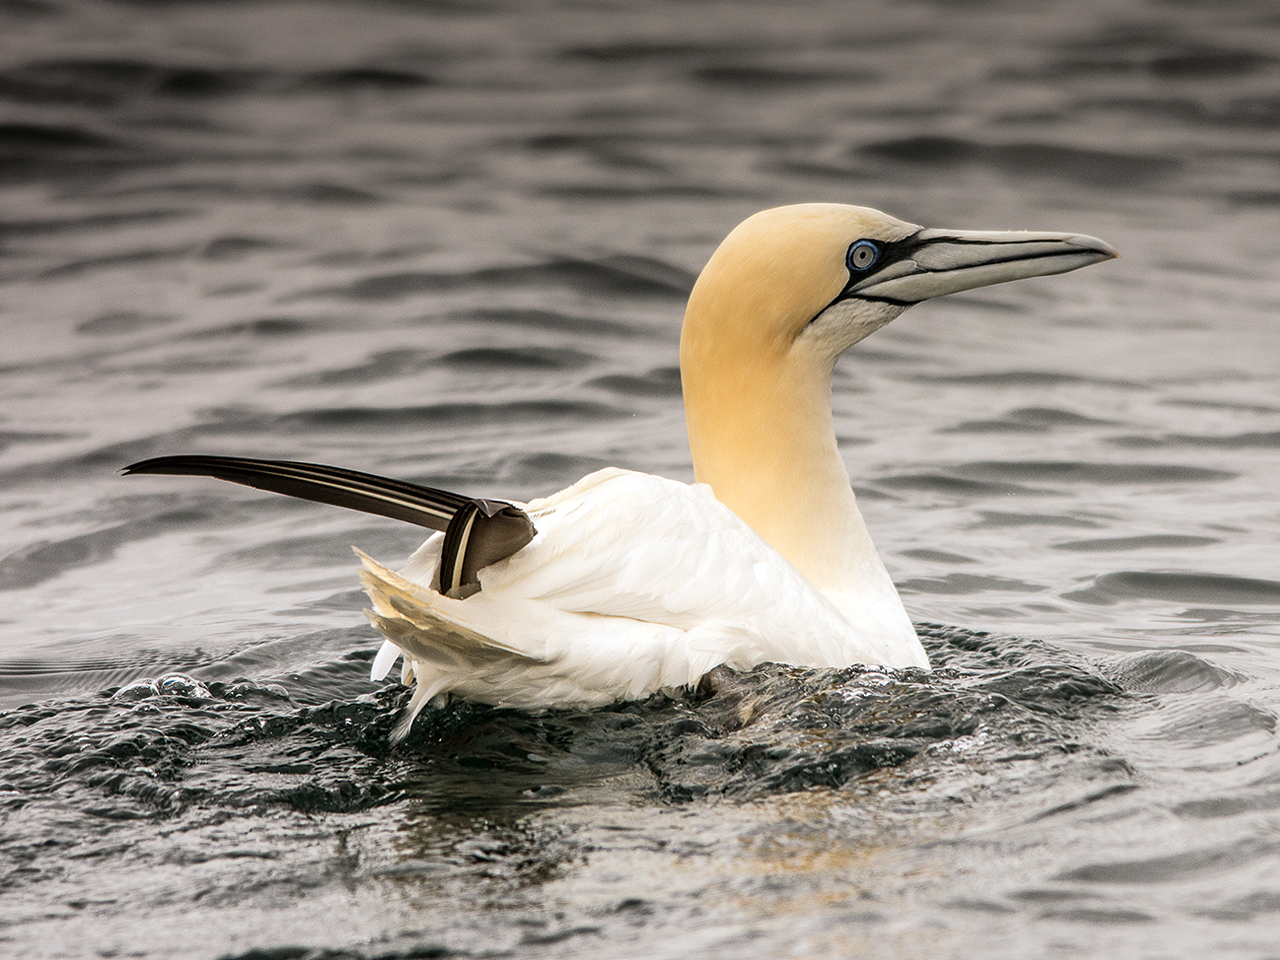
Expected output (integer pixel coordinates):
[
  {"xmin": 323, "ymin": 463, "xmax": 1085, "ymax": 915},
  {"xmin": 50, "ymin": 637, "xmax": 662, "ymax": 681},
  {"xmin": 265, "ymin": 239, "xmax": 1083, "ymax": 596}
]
[{"xmin": 2, "ymin": 1, "xmax": 1279, "ymax": 958}]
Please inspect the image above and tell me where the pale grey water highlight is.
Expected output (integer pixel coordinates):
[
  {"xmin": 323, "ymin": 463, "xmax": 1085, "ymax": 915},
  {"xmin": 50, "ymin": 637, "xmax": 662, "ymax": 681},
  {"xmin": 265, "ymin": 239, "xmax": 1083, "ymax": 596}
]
[{"xmin": 2, "ymin": 1, "xmax": 1280, "ymax": 958}]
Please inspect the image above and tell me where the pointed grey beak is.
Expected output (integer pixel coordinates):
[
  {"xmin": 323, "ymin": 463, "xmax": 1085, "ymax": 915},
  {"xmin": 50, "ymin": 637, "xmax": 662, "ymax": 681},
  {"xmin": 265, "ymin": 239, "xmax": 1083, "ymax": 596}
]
[{"xmin": 848, "ymin": 227, "xmax": 1120, "ymax": 304}]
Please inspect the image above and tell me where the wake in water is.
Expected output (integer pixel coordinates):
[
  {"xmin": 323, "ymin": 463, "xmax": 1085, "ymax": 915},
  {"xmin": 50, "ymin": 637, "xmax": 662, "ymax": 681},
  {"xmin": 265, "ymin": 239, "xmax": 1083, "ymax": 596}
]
[{"xmin": 1, "ymin": 625, "xmax": 1132, "ymax": 816}]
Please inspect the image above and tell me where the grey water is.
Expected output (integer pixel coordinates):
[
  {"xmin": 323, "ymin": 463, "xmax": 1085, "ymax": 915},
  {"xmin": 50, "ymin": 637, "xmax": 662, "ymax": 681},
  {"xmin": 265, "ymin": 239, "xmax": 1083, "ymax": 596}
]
[{"xmin": 1, "ymin": 0, "xmax": 1279, "ymax": 957}]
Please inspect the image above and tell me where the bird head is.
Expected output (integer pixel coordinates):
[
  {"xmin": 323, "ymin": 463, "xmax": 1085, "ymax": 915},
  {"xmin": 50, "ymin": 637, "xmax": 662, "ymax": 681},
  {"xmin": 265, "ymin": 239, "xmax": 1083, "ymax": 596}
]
[{"xmin": 681, "ymin": 202, "xmax": 1119, "ymax": 370}]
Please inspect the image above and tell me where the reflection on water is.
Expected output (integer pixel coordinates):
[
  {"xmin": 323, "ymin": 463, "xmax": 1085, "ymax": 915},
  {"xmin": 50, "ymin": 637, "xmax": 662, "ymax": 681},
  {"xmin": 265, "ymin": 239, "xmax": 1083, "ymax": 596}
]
[{"xmin": 1, "ymin": 1, "xmax": 1279, "ymax": 958}]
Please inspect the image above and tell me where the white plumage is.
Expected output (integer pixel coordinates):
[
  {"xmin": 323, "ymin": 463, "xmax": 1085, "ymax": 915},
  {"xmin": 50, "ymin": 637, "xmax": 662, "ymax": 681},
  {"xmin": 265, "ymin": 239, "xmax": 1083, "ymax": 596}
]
[{"xmin": 361, "ymin": 467, "xmax": 922, "ymax": 737}]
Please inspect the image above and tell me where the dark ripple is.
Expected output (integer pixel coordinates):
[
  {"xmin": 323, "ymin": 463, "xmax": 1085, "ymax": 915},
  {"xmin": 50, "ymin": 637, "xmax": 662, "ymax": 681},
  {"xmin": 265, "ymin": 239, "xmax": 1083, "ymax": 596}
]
[
  {"xmin": 438, "ymin": 346, "xmax": 595, "ymax": 371},
  {"xmin": 39, "ymin": 244, "xmax": 194, "ymax": 280},
  {"xmin": 1047, "ymin": 36, "xmax": 1275, "ymax": 80},
  {"xmin": 300, "ymin": 67, "xmax": 435, "ymax": 90},
  {"xmin": 1057, "ymin": 837, "xmax": 1279, "ymax": 885},
  {"xmin": 974, "ymin": 510, "xmax": 1104, "ymax": 530},
  {"xmin": 273, "ymin": 399, "xmax": 627, "ymax": 432},
  {"xmin": 0, "ymin": 119, "xmax": 116, "ymax": 151},
  {"xmin": 0, "ymin": 59, "xmax": 435, "ymax": 109},
  {"xmin": 1174, "ymin": 787, "xmax": 1280, "ymax": 820},
  {"xmin": 957, "ymin": 460, "xmax": 1236, "ymax": 485},
  {"xmin": 191, "ymin": 317, "xmax": 314, "ymax": 339},
  {"xmin": 0, "ymin": 507, "xmax": 217, "ymax": 591},
  {"xmin": 502, "ymin": 451, "xmax": 613, "ymax": 484},
  {"xmin": 897, "ymin": 573, "xmax": 1046, "ymax": 596},
  {"xmin": 901, "ymin": 548, "xmax": 978, "ymax": 565},
  {"xmin": 1151, "ymin": 698, "xmax": 1276, "ymax": 749},
  {"xmin": 433, "ymin": 306, "xmax": 649, "ymax": 339},
  {"xmin": 76, "ymin": 310, "xmax": 178, "ymax": 335},
  {"xmin": 1053, "ymin": 534, "xmax": 1220, "ymax": 552},
  {"xmin": 690, "ymin": 64, "xmax": 871, "ymax": 88},
  {"xmin": 1111, "ymin": 430, "xmax": 1280, "ymax": 450},
  {"xmin": 944, "ymin": 406, "xmax": 1119, "ymax": 435},
  {"xmin": 0, "ymin": 428, "xmax": 75, "ymax": 451},
  {"xmin": 0, "ymin": 120, "xmax": 151, "ymax": 182},
  {"xmin": 0, "ymin": 207, "xmax": 190, "ymax": 239},
  {"xmin": 309, "ymin": 256, "xmax": 694, "ymax": 304},
  {"xmin": 561, "ymin": 40, "xmax": 739, "ymax": 63},
  {"xmin": 859, "ymin": 135, "xmax": 1180, "ymax": 187},
  {"xmin": 1064, "ymin": 571, "xmax": 1280, "ymax": 607},
  {"xmin": 0, "ymin": 59, "xmax": 258, "ymax": 105},
  {"xmin": 875, "ymin": 472, "xmax": 1040, "ymax": 497},
  {"xmin": 586, "ymin": 366, "xmax": 682, "ymax": 397},
  {"xmin": 1083, "ymin": 95, "xmax": 1280, "ymax": 132},
  {"xmin": 915, "ymin": 370, "xmax": 1140, "ymax": 389},
  {"xmin": 283, "ymin": 346, "xmax": 595, "ymax": 388},
  {"xmin": 200, "ymin": 235, "xmax": 282, "ymax": 260}
]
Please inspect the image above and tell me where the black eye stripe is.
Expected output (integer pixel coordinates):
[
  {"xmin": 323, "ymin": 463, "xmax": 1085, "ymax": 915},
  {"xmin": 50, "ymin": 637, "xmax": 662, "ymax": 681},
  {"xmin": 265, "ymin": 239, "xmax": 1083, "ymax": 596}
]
[{"xmin": 809, "ymin": 230, "xmax": 927, "ymax": 321}]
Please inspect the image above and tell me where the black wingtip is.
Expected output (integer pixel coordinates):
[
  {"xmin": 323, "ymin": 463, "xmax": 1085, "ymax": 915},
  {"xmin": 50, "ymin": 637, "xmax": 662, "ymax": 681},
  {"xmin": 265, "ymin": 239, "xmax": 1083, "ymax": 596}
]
[
  {"xmin": 121, "ymin": 454, "xmax": 538, "ymax": 593},
  {"xmin": 123, "ymin": 455, "xmax": 222, "ymax": 477}
]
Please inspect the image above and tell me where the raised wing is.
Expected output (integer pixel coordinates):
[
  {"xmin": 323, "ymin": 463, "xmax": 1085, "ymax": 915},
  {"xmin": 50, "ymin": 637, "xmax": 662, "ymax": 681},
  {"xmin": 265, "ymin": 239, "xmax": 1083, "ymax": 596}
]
[{"xmin": 122, "ymin": 455, "xmax": 536, "ymax": 595}]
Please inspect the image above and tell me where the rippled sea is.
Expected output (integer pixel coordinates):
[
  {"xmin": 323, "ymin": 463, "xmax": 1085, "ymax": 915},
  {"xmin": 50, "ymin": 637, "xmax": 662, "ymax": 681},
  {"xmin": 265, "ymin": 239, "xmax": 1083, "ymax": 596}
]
[{"xmin": 2, "ymin": 1, "xmax": 1280, "ymax": 957}]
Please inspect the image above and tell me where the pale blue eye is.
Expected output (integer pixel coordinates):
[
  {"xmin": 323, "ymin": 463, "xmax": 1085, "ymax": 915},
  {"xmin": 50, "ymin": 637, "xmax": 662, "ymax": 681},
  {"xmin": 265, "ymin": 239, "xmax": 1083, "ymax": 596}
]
[{"xmin": 847, "ymin": 240, "xmax": 880, "ymax": 272}]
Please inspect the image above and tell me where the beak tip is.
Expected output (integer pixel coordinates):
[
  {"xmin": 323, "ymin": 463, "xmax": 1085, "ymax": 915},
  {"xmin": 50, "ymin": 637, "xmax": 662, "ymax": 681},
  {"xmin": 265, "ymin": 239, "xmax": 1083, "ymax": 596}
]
[{"xmin": 1069, "ymin": 233, "xmax": 1121, "ymax": 262}]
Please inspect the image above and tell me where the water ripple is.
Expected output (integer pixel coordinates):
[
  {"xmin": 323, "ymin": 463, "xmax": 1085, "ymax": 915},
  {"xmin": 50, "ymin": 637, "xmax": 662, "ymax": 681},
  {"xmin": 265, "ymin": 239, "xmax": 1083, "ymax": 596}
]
[{"xmin": 1065, "ymin": 571, "xmax": 1280, "ymax": 607}]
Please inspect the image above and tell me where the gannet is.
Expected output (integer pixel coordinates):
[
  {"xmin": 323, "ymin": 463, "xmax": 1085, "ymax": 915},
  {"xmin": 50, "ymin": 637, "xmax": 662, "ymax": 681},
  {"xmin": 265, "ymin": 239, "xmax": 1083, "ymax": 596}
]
[{"xmin": 125, "ymin": 204, "xmax": 1117, "ymax": 737}]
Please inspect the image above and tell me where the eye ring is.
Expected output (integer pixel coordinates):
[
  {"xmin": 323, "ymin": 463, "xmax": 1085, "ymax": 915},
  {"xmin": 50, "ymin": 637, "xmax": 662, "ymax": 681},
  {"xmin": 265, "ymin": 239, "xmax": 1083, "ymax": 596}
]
[{"xmin": 847, "ymin": 239, "xmax": 880, "ymax": 272}]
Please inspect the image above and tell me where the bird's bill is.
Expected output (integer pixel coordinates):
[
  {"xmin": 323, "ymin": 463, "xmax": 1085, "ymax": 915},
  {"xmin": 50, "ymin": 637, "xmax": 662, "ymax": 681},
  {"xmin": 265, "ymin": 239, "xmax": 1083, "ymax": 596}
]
[{"xmin": 848, "ymin": 227, "xmax": 1119, "ymax": 304}]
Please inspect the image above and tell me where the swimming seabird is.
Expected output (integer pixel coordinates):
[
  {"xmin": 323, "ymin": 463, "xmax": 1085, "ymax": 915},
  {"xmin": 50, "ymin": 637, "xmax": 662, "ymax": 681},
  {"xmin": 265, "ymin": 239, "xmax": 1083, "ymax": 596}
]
[{"xmin": 125, "ymin": 204, "xmax": 1117, "ymax": 737}]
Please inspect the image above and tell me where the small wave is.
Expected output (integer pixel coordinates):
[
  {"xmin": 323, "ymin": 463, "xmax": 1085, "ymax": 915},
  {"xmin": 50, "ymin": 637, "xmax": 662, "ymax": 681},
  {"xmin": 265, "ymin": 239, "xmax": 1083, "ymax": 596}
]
[
  {"xmin": 690, "ymin": 64, "xmax": 872, "ymax": 88},
  {"xmin": 1, "ymin": 59, "xmax": 436, "ymax": 108},
  {"xmin": 559, "ymin": 40, "xmax": 741, "ymax": 64},
  {"xmin": 437, "ymin": 346, "xmax": 596, "ymax": 371},
  {"xmin": 436, "ymin": 306, "xmax": 648, "ymax": 338},
  {"xmin": 0, "ymin": 119, "xmax": 116, "ymax": 151},
  {"xmin": 1108, "ymin": 649, "xmax": 1244, "ymax": 693},
  {"xmin": 586, "ymin": 366, "xmax": 682, "ymax": 398},
  {"xmin": 1057, "ymin": 836, "xmax": 1278, "ymax": 885},
  {"xmin": 858, "ymin": 135, "xmax": 1181, "ymax": 187},
  {"xmin": 944, "ymin": 406, "xmax": 1119, "ymax": 434},
  {"xmin": 299, "ymin": 67, "xmax": 435, "ymax": 91},
  {"xmin": 1111, "ymin": 430, "xmax": 1280, "ymax": 450},
  {"xmin": 39, "ymin": 245, "xmax": 195, "ymax": 280},
  {"xmin": 974, "ymin": 510, "xmax": 1104, "ymax": 530},
  {"xmin": 0, "ymin": 428, "xmax": 76, "ymax": 452},
  {"xmin": 76, "ymin": 310, "xmax": 178, "ymax": 335},
  {"xmin": 897, "ymin": 573, "xmax": 1046, "ymax": 596},
  {"xmin": 272, "ymin": 399, "xmax": 627, "ymax": 432},
  {"xmin": 1049, "ymin": 38, "xmax": 1274, "ymax": 81},
  {"xmin": 1053, "ymin": 534, "xmax": 1220, "ymax": 552},
  {"xmin": 956, "ymin": 460, "xmax": 1236, "ymax": 485},
  {"xmin": 0, "ymin": 207, "xmax": 189, "ymax": 238},
  {"xmin": 915, "ymin": 370, "xmax": 1140, "ymax": 389},
  {"xmin": 875, "ymin": 472, "xmax": 1040, "ymax": 497},
  {"xmin": 306, "ymin": 256, "xmax": 694, "ymax": 304},
  {"xmin": 0, "ymin": 59, "xmax": 257, "ymax": 104},
  {"xmin": 1064, "ymin": 571, "xmax": 1280, "ymax": 607},
  {"xmin": 0, "ymin": 507, "xmax": 214, "ymax": 591},
  {"xmin": 282, "ymin": 346, "xmax": 596, "ymax": 388}
]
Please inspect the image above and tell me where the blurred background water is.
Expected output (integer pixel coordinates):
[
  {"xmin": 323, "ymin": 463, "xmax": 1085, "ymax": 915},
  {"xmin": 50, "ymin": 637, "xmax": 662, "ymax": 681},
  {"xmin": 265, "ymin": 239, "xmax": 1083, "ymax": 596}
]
[{"xmin": 1, "ymin": 0, "xmax": 1279, "ymax": 957}]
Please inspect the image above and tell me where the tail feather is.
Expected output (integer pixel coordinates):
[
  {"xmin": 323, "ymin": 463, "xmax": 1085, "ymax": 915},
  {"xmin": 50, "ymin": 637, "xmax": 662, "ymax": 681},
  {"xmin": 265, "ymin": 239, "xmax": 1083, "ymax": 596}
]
[
  {"xmin": 357, "ymin": 547, "xmax": 542, "ymax": 661},
  {"xmin": 356, "ymin": 547, "xmax": 547, "ymax": 739}
]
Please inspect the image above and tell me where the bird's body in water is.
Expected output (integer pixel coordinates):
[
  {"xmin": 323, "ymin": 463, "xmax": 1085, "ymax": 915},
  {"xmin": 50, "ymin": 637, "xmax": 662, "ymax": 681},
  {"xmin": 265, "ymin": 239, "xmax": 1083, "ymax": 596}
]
[{"xmin": 126, "ymin": 203, "xmax": 1118, "ymax": 739}]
